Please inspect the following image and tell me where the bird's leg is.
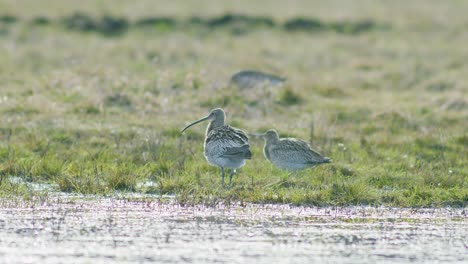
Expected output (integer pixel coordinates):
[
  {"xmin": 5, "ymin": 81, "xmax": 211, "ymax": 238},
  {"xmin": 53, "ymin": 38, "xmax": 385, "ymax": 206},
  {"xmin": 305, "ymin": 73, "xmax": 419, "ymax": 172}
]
[
  {"xmin": 228, "ymin": 170, "xmax": 236, "ymax": 188},
  {"xmin": 221, "ymin": 167, "xmax": 225, "ymax": 187}
]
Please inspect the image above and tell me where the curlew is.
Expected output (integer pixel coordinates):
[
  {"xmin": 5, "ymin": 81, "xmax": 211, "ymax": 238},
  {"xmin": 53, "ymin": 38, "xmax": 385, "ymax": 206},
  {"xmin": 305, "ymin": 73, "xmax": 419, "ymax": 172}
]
[
  {"xmin": 230, "ymin": 70, "xmax": 286, "ymax": 89},
  {"xmin": 181, "ymin": 108, "xmax": 252, "ymax": 187},
  {"xmin": 254, "ymin": 129, "xmax": 330, "ymax": 171}
]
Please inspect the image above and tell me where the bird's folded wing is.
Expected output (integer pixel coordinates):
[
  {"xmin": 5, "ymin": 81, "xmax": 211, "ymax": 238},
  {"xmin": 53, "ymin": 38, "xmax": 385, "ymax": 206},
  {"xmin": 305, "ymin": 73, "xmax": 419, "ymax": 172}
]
[
  {"xmin": 221, "ymin": 144, "xmax": 251, "ymax": 157},
  {"xmin": 272, "ymin": 140, "xmax": 326, "ymax": 163}
]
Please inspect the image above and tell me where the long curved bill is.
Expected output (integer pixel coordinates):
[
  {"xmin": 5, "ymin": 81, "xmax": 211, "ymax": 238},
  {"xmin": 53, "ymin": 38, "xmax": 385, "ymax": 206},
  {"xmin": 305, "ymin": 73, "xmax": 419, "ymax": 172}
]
[{"xmin": 181, "ymin": 115, "xmax": 210, "ymax": 133}]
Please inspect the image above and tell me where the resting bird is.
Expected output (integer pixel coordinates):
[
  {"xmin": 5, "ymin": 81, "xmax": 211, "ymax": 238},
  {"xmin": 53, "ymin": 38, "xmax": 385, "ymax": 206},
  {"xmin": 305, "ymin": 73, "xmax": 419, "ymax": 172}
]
[
  {"xmin": 230, "ymin": 70, "xmax": 286, "ymax": 89},
  {"xmin": 181, "ymin": 108, "xmax": 252, "ymax": 186},
  {"xmin": 254, "ymin": 129, "xmax": 330, "ymax": 171}
]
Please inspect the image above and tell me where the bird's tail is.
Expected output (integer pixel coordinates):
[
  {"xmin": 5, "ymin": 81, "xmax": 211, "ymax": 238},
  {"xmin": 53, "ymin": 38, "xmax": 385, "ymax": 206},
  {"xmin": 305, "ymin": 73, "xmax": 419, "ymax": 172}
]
[
  {"xmin": 322, "ymin": 157, "xmax": 332, "ymax": 163},
  {"xmin": 238, "ymin": 144, "xmax": 252, "ymax": 159},
  {"xmin": 243, "ymin": 145, "xmax": 252, "ymax": 160}
]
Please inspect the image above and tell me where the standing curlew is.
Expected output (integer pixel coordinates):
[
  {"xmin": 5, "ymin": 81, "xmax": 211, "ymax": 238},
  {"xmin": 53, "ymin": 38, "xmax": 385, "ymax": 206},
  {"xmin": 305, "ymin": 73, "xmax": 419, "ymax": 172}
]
[
  {"xmin": 254, "ymin": 129, "xmax": 330, "ymax": 171},
  {"xmin": 181, "ymin": 108, "xmax": 252, "ymax": 187}
]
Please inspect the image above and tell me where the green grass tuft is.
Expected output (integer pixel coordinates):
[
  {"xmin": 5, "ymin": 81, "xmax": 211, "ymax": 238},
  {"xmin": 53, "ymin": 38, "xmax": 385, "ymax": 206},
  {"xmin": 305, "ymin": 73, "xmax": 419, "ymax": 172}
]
[{"xmin": 277, "ymin": 87, "xmax": 302, "ymax": 106}]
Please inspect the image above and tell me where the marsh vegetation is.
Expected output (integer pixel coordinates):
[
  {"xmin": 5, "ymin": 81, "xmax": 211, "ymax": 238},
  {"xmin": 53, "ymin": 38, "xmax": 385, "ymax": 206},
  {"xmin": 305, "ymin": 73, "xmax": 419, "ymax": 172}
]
[{"xmin": 0, "ymin": 0, "xmax": 467, "ymax": 207}]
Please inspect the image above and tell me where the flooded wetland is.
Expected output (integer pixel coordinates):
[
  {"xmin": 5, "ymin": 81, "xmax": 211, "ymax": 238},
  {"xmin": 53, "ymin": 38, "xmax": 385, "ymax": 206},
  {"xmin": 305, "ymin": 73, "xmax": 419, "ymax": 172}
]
[
  {"xmin": 1, "ymin": 0, "xmax": 468, "ymax": 263},
  {"xmin": 1, "ymin": 196, "xmax": 466, "ymax": 263}
]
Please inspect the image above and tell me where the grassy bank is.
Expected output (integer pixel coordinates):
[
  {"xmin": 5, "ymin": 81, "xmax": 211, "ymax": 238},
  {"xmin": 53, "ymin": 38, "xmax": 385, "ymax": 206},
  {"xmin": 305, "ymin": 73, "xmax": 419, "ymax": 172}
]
[{"xmin": 0, "ymin": 0, "xmax": 467, "ymax": 207}]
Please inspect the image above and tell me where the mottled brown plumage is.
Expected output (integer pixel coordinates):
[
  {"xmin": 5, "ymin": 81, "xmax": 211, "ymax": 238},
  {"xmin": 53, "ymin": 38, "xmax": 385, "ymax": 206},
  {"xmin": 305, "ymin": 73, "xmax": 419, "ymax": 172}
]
[
  {"xmin": 181, "ymin": 108, "xmax": 251, "ymax": 186},
  {"xmin": 256, "ymin": 129, "xmax": 330, "ymax": 171}
]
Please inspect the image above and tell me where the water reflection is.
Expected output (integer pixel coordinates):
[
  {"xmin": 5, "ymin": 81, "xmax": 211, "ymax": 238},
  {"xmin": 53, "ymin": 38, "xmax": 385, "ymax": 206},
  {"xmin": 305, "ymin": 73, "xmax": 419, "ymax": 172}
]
[{"xmin": 0, "ymin": 198, "xmax": 466, "ymax": 263}]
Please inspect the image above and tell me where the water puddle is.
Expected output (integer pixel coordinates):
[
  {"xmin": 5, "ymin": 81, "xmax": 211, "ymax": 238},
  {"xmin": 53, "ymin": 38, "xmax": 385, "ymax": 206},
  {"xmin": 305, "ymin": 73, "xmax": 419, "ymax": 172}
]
[{"xmin": 0, "ymin": 195, "xmax": 466, "ymax": 263}]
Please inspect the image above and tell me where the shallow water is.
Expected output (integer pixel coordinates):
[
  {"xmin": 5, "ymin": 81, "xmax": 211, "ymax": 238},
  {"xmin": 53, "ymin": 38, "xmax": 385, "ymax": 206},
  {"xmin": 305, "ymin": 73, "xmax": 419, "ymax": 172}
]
[{"xmin": 0, "ymin": 197, "xmax": 466, "ymax": 263}]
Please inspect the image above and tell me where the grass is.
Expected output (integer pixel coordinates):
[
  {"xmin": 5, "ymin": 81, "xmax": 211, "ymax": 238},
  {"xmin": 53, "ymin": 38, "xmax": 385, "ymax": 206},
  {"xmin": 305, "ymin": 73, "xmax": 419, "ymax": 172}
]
[{"xmin": 0, "ymin": 0, "xmax": 467, "ymax": 207}]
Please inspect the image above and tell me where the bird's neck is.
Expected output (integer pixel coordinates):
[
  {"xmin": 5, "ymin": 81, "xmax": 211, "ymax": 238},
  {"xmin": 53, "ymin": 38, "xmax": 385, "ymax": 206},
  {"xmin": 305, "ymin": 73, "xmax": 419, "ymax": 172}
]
[
  {"xmin": 266, "ymin": 136, "xmax": 279, "ymax": 145},
  {"xmin": 207, "ymin": 118, "xmax": 225, "ymax": 134}
]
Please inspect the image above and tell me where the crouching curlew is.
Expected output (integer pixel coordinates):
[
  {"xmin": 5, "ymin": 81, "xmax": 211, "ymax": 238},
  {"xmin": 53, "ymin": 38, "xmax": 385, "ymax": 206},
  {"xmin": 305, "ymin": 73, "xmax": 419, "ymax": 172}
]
[{"xmin": 253, "ymin": 129, "xmax": 330, "ymax": 171}]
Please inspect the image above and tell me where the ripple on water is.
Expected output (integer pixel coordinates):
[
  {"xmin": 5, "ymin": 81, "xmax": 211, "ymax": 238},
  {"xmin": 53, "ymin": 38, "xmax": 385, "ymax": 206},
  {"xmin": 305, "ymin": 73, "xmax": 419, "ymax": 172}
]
[{"xmin": 0, "ymin": 197, "xmax": 466, "ymax": 263}]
